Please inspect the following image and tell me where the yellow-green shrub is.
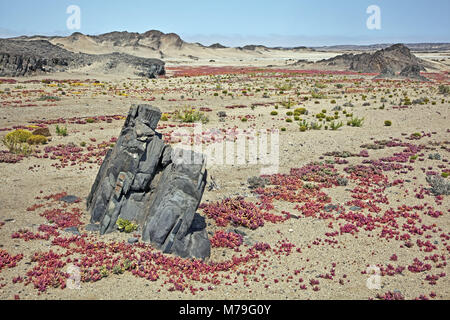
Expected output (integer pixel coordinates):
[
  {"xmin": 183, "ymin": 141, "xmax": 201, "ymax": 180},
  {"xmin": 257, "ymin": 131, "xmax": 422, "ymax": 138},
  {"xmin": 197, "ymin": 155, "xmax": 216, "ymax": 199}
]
[
  {"xmin": 2, "ymin": 130, "xmax": 33, "ymax": 155},
  {"xmin": 5, "ymin": 129, "xmax": 32, "ymax": 143},
  {"xmin": 27, "ymin": 135, "xmax": 47, "ymax": 145},
  {"xmin": 294, "ymin": 108, "xmax": 307, "ymax": 115}
]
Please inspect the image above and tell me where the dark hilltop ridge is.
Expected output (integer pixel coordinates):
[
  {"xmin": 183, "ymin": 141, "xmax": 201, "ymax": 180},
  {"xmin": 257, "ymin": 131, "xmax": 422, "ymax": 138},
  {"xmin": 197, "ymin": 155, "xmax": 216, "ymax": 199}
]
[
  {"xmin": 318, "ymin": 43, "xmax": 432, "ymax": 75},
  {"xmin": 0, "ymin": 38, "xmax": 165, "ymax": 77},
  {"xmin": 208, "ymin": 43, "xmax": 228, "ymax": 49}
]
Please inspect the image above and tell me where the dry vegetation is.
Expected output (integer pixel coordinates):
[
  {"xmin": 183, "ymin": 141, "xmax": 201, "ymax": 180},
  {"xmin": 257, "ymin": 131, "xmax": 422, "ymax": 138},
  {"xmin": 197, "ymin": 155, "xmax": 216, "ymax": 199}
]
[{"xmin": 0, "ymin": 65, "xmax": 449, "ymax": 300}]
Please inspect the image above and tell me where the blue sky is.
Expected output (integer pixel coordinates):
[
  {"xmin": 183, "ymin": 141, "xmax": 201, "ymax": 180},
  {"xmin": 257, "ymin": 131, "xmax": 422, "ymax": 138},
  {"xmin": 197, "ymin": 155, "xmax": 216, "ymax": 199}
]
[{"xmin": 0, "ymin": 0, "xmax": 449, "ymax": 46}]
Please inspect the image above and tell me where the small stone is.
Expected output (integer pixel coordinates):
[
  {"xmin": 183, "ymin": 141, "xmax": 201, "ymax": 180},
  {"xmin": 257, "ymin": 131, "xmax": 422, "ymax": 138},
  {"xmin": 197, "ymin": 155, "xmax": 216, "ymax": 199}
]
[
  {"xmin": 64, "ymin": 226, "xmax": 81, "ymax": 236},
  {"xmin": 128, "ymin": 237, "xmax": 139, "ymax": 244},
  {"xmin": 60, "ymin": 195, "xmax": 79, "ymax": 203},
  {"xmin": 244, "ymin": 237, "xmax": 255, "ymax": 246},
  {"xmin": 324, "ymin": 204, "xmax": 338, "ymax": 212},
  {"xmin": 85, "ymin": 224, "xmax": 100, "ymax": 232},
  {"xmin": 232, "ymin": 228, "xmax": 247, "ymax": 237}
]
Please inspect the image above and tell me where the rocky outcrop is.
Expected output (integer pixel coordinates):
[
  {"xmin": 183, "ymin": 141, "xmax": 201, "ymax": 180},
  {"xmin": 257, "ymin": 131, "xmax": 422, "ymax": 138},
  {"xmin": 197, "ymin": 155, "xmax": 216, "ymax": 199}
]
[
  {"xmin": 0, "ymin": 39, "xmax": 165, "ymax": 78},
  {"xmin": 375, "ymin": 64, "xmax": 429, "ymax": 81},
  {"xmin": 87, "ymin": 105, "xmax": 210, "ymax": 260},
  {"xmin": 319, "ymin": 44, "xmax": 427, "ymax": 73},
  {"xmin": 0, "ymin": 39, "xmax": 85, "ymax": 76},
  {"xmin": 87, "ymin": 30, "xmax": 185, "ymax": 50},
  {"xmin": 399, "ymin": 64, "xmax": 429, "ymax": 81}
]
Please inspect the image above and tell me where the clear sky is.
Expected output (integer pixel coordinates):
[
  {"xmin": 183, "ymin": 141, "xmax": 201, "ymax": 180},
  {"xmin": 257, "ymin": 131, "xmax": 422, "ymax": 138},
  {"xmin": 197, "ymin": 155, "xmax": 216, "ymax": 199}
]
[{"xmin": 1, "ymin": 0, "xmax": 449, "ymax": 46}]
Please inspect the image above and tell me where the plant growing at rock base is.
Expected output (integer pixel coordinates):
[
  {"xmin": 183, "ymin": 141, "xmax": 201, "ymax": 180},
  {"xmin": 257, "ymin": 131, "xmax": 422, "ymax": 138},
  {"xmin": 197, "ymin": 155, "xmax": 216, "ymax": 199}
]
[{"xmin": 116, "ymin": 218, "xmax": 138, "ymax": 233}]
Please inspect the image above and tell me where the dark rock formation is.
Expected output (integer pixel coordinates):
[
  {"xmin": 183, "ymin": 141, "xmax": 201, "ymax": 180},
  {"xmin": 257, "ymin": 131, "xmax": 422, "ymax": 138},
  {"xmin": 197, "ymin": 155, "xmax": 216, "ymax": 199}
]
[
  {"xmin": 88, "ymin": 30, "xmax": 185, "ymax": 50},
  {"xmin": 0, "ymin": 39, "xmax": 165, "ymax": 78},
  {"xmin": 87, "ymin": 105, "xmax": 210, "ymax": 260},
  {"xmin": 209, "ymin": 43, "xmax": 228, "ymax": 49},
  {"xmin": 0, "ymin": 39, "xmax": 84, "ymax": 76},
  {"xmin": 375, "ymin": 64, "xmax": 429, "ymax": 81},
  {"xmin": 319, "ymin": 44, "xmax": 427, "ymax": 73},
  {"xmin": 399, "ymin": 64, "xmax": 429, "ymax": 81},
  {"xmin": 376, "ymin": 67, "xmax": 396, "ymax": 78}
]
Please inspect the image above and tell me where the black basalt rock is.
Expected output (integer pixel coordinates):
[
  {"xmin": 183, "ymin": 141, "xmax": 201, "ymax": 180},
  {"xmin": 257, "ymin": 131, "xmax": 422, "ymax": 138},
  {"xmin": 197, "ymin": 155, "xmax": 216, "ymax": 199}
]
[{"xmin": 87, "ymin": 104, "xmax": 210, "ymax": 260}]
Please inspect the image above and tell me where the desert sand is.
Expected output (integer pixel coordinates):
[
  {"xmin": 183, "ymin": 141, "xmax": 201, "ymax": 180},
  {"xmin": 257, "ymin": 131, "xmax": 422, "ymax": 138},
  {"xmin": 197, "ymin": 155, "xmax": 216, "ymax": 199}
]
[{"xmin": 0, "ymin": 40, "xmax": 449, "ymax": 301}]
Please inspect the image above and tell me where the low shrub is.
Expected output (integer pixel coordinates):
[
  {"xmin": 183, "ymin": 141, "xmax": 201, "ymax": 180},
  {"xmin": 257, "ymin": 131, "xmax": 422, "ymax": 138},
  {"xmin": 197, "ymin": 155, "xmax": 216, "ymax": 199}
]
[
  {"xmin": 330, "ymin": 121, "xmax": 344, "ymax": 131},
  {"xmin": 116, "ymin": 218, "xmax": 138, "ymax": 233},
  {"xmin": 26, "ymin": 135, "xmax": 47, "ymax": 145},
  {"xmin": 174, "ymin": 108, "xmax": 209, "ymax": 124},
  {"xmin": 294, "ymin": 108, "xmax": 307, "ymax": 115},
  {"xmin": 161, "ymin": 113, "xmax": 169, "ymax": 121},
  {"xmin": 2, "ymin": 130, "xmax": 33, "ymax": 155},
  {"xmin": 55, "ymin": 125, "xmax": 68, "ymax": 137},
  {"xmin": 438, "ymin": 84, "xmax": 449, "ymax": 95},
  {"xmin": 347, "ymin": 117, "xmax": 364, "ymax": 127}
]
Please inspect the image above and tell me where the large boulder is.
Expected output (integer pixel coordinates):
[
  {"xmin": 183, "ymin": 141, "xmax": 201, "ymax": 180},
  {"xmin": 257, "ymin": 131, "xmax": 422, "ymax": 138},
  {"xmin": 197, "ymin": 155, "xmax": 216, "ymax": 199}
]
[{"xmin": 87, "ymin": 104, "xmax": 210, "ymax": 260}]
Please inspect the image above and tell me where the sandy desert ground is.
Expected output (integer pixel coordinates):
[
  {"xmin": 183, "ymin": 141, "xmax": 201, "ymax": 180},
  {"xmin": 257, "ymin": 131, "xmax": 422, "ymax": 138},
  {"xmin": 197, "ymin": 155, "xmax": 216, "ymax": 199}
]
[{"xmin": 0, "ymin": 51, "xmax": 449, "ymax": 300}]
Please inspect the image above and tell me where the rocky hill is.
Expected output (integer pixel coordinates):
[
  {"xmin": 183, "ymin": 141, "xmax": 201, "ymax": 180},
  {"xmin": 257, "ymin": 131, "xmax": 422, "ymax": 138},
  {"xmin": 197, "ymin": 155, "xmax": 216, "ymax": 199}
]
[
  {"xmin": 9, "ymin": 30, "xmax": 320, "ymax": 62},
  {"xmin": 0, "ymin": 38, "xmax": 165, "ymax": 77},
  {"xmin": 317, "ymin": 44, "xmax": 429, "ymax": 73},
  {"xmin": 69, "ymin": 30, "xmax": 185, "ymax": 51}
]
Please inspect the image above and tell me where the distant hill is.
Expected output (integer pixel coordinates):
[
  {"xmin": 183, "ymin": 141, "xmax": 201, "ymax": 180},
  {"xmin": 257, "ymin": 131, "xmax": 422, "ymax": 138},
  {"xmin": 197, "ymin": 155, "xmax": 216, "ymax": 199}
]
[
  {"xmin": 316, "ymin": 44, "xmax": 432, "ymax": 73},
  {"xmin": 8, "ymin": 30, "xmax": 450, "ymax": 54},
  {"xmin": 9, "ymin": 30, "xmax": 319, "ymax": 61},
  {"xmin": 313, "ymin": 43, "xmax": 450, "ymax": 52},
  {"xmin": 2, "ymin": 30, "xmax": 448, "ymax": 76}
]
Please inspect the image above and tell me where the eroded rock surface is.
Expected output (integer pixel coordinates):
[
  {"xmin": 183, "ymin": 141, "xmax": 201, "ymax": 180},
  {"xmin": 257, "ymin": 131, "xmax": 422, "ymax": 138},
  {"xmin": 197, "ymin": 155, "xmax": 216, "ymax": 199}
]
[
  {"xmin": 87, "ymin": 105, "xmax": 209, "ymax": 259},
  {"xmin": 0, "ymin": 39, "xmax": 165, "ymax": 78}
]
